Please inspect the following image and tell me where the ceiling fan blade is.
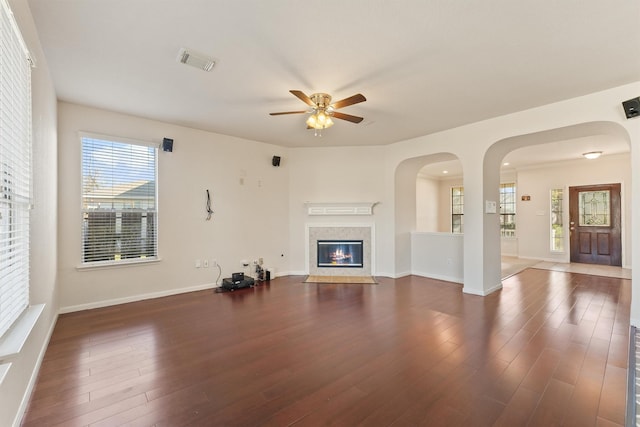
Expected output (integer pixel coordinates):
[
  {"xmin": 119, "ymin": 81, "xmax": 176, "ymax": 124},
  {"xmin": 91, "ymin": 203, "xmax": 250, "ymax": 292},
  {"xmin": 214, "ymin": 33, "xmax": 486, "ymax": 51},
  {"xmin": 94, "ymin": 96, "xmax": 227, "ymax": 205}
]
[
  {"xmin": 269, "ymin": 111, "xmax": 308, "ymax": 116},
  {"xmin": 331, "ymin": 93, "xmax": 366, "ymax": 109},
  {"xmin": 289, "ymin": 90, "xmax": 315, "ymax": 107},
  {"xmin": 332, "ymin": 111, "xmax": 364, "ymax": 124}
]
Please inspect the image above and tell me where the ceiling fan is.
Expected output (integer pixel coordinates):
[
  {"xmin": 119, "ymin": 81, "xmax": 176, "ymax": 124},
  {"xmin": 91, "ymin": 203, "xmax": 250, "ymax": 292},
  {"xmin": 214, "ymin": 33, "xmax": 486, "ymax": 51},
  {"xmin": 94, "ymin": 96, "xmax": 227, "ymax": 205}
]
[{"xmin": 270, "ymin": 90, "xmax": 366, "ymax": 135}]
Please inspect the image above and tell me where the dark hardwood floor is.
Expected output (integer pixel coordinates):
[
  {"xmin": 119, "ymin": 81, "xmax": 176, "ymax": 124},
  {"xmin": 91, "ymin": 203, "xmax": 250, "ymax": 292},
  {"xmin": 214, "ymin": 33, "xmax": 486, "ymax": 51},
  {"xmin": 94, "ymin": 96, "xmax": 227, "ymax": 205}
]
[{"xmin": 21, "ymin": 269, "xmax": 630, "ymax": 426}]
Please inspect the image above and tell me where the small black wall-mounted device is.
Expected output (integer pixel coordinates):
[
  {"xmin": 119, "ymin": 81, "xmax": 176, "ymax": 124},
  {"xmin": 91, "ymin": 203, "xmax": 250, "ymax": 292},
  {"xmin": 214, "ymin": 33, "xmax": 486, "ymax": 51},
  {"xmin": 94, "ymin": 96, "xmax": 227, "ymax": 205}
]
[
  {"xmin": 272, "ymin": 155, "xmax": 281, "ymax": 167},
  {"xmin": 162, "ymin": 138, "xmax": 174, "ymax": 152},
  {"xmin": 622, "ymin": 97, "xmax": 640, "ymax": 119}
]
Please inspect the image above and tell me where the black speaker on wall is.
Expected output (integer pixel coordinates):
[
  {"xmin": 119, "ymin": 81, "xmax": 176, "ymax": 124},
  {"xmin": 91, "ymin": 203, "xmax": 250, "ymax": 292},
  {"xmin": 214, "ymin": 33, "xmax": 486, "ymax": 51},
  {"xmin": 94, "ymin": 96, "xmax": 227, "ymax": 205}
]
[
  {"xmin": 622, "ymin": 97, "xmax": 640, "ymax": 119},
  {"xmin": 162, "ymin": 138, "xmax": 174, "ymax": 152},
  {"xmin": 272, "ymin": 155, "xmax": 281, "ymax": 167}
]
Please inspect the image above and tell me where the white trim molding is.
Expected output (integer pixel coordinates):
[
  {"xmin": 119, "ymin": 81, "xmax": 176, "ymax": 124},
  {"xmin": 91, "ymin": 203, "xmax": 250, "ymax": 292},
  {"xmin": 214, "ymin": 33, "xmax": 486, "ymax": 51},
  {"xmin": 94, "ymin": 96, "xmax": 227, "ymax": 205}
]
[{"xmin": 305, "ymin": 202, "xmax": 378, "ymax": 216}]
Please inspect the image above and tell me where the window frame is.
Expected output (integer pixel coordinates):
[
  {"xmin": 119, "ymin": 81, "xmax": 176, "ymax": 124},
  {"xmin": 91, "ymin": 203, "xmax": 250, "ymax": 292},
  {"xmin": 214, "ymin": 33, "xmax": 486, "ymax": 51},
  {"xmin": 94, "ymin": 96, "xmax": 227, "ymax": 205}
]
[
  {"xmin": 550, "ymin": 188, "xmax": 565, "ymax": 252},
  {"xmin": 79, "ymin": 132, "xmax": 159, "ymax": 268},
  {"xmin": 450, "ymin": 186, "xmax": 464, "ymax": 234},
  {"xmin": 499, "ymin": 183, "xmax": 516, "ymax": 238}
]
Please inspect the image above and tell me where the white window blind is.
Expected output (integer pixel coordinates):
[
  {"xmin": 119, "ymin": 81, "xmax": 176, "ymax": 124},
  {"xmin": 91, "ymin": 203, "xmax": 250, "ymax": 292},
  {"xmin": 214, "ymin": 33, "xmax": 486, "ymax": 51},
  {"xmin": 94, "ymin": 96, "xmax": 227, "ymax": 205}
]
[
  {"xmin": 81, "ymin": 134, "xmax": 158, "ymax": 265},
  {"xmin": 0, "ymin": 0, "xmax": 32, "ymax": 337}
]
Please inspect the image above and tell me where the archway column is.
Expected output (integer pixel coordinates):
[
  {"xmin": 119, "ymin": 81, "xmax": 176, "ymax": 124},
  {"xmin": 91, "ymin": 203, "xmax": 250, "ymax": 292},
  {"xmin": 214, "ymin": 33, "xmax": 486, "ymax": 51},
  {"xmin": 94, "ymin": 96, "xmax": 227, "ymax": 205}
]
[{"xmin": 462, "ymin": 155, "xmax": 502, "ymax": 295}]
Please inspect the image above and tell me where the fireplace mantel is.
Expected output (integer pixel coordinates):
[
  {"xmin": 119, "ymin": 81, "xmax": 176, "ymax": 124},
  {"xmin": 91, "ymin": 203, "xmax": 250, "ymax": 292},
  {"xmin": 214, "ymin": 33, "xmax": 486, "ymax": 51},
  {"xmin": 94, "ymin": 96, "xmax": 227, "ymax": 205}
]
[{"xmin": 305, "ymin": 202, "xmax": 377, "ymax": 216}]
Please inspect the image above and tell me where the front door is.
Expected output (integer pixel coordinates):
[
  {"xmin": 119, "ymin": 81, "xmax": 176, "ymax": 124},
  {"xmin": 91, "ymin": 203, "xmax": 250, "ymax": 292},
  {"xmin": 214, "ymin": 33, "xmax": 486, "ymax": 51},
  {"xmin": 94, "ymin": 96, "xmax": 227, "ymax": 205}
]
[{"xmin": 569, "ymin": 183, "xmax": 621, "ymax": 266}]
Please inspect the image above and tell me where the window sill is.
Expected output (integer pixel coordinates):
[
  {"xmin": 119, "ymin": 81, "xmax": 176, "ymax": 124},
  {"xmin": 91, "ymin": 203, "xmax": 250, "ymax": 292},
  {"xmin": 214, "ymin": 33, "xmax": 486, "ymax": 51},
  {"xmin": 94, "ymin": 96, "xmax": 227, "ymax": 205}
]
[
  {"xmin": 0, "ymin": 304, "xmax": 45, "ymax": 362},
  {"xmin": 0, "ymin": 363, "xmax": 10, "ymax": 386},
  {"xmin": 76, "ymin": 257, "xmax": 161, "ymax": 271}
]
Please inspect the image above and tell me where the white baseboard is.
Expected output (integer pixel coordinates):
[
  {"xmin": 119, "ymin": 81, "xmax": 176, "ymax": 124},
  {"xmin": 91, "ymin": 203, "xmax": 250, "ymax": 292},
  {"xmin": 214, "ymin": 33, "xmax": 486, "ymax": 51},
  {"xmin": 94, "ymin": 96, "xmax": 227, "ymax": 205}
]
[
  {"xmin": 12, "ymin": 311, "xmax": 58, "ymax": 427},
  {"xmin": 373, "ymin": 271, "xmax": 395, "ymax": 279},
  {"xmin": 288, "ymin": 270, "xmax": 307, "ymax": 276},
  {"xmin": 391, "ymin": 270, "xmax": 412, "ymax": 279},
  {"xmin": 517, "ymin": 255, "xmax": 567, "ymax": 263},
  {"xmin": 463, "ymin": 282, "xmax": 503, "ymax": 296},
  {"xmin": 59, "ymin": 282, "xmax": 219, "ymax": 314},
  {"xmin": 501, "ymin": 252, "xmax": 518, "ymax": 257},
  {"xmin": 412, "ymin": 271, "xmax": 463, "ymax": 284}
]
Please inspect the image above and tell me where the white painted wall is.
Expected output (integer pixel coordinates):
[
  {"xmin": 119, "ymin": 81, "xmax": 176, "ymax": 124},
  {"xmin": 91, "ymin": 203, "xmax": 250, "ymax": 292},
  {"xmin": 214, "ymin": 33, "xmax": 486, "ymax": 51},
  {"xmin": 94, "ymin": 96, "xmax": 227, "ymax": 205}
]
[
  {"xmin": 286, "ymin": 146, "xmax": 389, "ymax": 275},
  {"xmin": 416, "ymin": 175, "xmax": 439, "ymax": 231},
  {"xmin": 1, "ymin": 1, "xmax": 59, "ymax": 426},
  {"xmin": 411, "ymin": 232, "xmax": 463, "ymax": 283},
  {"xmin": 57, "ymin": 102, "xmax": 290, "ymax": 311}
]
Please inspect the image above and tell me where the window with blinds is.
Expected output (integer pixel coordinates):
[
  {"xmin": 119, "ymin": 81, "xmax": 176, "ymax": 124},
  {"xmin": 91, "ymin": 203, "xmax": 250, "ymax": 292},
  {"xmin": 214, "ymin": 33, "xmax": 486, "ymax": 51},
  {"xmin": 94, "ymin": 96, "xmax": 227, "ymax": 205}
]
[
  {"xmin": 0, "ymin": 0, "xmax": 32, "ymax": 337},
  {"xmin": 81, "ymin": 134, "xmax": 158, "ymax": 265}
]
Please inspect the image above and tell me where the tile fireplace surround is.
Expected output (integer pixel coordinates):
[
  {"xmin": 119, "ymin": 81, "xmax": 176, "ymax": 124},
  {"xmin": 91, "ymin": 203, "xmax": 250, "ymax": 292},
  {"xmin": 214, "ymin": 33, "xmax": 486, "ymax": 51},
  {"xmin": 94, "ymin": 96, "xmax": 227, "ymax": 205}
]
[{"xmin": 307, "ymin": 225, "xmax": 373, "ymax": 276}]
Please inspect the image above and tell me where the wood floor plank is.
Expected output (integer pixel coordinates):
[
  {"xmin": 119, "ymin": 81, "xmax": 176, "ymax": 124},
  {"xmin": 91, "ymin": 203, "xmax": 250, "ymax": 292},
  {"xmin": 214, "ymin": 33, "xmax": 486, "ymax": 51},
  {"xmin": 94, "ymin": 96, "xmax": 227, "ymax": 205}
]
[
  {"xmin": 492, "ymin": 386, "xmax": 540, "ymax": 427},
  {"xmin": 597, "ymin": 364, "xmax": 627, "ymax": 425},
  {"xmin": 20, "ymin": 270, "xmax": 631, "ymax": 426}
]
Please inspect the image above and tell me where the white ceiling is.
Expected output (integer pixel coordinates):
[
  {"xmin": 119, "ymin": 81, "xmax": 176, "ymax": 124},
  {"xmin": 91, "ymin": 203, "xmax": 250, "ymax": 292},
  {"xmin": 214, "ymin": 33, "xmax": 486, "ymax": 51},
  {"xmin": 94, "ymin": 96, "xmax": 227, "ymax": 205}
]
[{"xmin": 27, "ymin": 0, "xmax": 640, "ymax": 150}]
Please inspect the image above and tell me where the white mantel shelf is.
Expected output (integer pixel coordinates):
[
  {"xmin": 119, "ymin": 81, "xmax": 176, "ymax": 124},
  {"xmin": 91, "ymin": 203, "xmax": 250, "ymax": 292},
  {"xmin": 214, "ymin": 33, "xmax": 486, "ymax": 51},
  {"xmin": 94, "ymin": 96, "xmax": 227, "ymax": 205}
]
[{"xmin": 305, "ymin": 202, "xmax": 378, "ymax": 216}]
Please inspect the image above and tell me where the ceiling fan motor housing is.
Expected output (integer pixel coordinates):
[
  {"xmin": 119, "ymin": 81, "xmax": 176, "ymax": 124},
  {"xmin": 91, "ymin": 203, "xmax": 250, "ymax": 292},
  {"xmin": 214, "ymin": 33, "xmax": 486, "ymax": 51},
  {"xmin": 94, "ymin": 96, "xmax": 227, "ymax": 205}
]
[{"xmin": 310, "ymin": 93, "xmax": 332, "ymax": 109}]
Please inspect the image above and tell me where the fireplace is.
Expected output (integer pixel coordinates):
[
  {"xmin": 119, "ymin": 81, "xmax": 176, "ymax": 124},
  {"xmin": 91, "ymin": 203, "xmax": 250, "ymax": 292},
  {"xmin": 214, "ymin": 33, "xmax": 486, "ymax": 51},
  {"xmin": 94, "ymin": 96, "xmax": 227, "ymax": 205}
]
[
  {"xmin": 306, "ymin": 225, "xmax": 373, "ymax": 276},
  {"xmin": 317, "ymin": 240, "xmax": 363, "ymax": 268}
]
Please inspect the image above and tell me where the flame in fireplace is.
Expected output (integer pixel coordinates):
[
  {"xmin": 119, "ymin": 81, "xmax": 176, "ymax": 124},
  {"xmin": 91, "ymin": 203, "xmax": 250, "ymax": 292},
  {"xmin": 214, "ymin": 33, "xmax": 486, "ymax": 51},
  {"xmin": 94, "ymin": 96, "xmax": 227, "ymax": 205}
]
[{"xmin": 330, "ymin": 248, "xmax": 352, "ymax": 264}]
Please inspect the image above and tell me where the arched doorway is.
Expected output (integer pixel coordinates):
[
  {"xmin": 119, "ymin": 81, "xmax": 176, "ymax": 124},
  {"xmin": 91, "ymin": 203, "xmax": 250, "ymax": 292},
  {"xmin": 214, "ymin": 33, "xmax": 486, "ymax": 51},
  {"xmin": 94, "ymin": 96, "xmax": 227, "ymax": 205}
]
[
  {"xmin": 394, "ymin": 152, "xmax": 462, "ymax": 280},
  {"xmin": 484, "ymin": 121, "xmax": 631, "ymax": 283}
]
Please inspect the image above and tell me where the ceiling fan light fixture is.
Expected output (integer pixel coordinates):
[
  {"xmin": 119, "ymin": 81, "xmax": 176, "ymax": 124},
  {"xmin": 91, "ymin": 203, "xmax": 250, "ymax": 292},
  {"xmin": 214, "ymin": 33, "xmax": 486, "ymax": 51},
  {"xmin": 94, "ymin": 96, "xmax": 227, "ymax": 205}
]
[
  {"xmin": 583, "ymin": 151, "xmax": 602, "ymax": 159},
  {"xmin": 324, "ymin": 116, "xmax": 334, "ymax": 128},
  {"xmin": 270, "ymin": 90, "xmax": 365, "ymax": 133},
  {"xmin": 306, "ymin": 114, "xmax": 317, "ymax": 128},
  {"xmin": 306, "ymin": 110, "xmax": 334, "ymax": 130}
]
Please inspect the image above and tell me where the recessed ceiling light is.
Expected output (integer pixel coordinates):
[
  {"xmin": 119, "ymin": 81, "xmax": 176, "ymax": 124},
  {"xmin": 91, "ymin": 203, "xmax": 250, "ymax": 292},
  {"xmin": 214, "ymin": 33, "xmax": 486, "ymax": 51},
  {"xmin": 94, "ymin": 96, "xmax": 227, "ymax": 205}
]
[
  {"xmin": 442, "ymin": 170, "xmax": 448, "ymax": 174},
  {"xmin": 177, "ymin": 47, "xmax": 215, "ymax": 72},
  {"xmin": 503, "ymin": 162, "xmax": 510, "ymax": 166},
  {"xmin": 583, "ymin": 151, "xmax": 602, "ymax": 160}
]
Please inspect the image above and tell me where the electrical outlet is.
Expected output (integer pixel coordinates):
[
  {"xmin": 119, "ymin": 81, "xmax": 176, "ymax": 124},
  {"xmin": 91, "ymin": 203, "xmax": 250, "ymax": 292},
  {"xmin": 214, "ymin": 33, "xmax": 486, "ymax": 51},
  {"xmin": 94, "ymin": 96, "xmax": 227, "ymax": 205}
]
[
  {"xmin": 195, "ymin": 259, "xmax": 201, "ymax": 268},
  {"xmin": 204, "ymin": 259, "xmax": 209, "ymax": 268}
]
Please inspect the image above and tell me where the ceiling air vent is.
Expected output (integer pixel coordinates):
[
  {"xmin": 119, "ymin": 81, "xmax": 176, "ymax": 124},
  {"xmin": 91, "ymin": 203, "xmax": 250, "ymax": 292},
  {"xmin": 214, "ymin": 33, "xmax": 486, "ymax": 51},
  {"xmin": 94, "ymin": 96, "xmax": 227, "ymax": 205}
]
[{"xmin": 176, "ymin": 48, "xmax": 215, "ymax": 72}]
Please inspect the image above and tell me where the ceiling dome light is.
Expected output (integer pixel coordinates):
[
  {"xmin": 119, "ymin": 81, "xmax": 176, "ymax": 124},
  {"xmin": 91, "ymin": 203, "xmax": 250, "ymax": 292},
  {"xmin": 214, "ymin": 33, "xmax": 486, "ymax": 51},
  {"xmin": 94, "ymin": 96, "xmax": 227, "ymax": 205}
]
[{"xmin": 583, "ymin": 151, "xmax": 602, "ymax": 160}]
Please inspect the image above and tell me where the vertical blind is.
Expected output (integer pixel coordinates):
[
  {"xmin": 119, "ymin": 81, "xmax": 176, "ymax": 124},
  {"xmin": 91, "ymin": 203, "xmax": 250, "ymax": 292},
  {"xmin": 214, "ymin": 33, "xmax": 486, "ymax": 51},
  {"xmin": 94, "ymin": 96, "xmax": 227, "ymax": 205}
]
[
  {"xmin": 81, "ymin": 135, "xmax": 157, "ymax": 264},
  {"xmin": 0, "ymin": 0, "xmax": 32, "ymax": 337}
]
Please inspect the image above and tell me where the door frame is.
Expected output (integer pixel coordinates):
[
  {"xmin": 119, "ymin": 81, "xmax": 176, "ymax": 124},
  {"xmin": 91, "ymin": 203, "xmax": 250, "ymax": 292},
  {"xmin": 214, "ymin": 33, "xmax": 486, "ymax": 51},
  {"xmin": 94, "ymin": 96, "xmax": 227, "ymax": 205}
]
[{"xmin": 568, "ymin": 183, "xmax": 622, "ymax": 266}]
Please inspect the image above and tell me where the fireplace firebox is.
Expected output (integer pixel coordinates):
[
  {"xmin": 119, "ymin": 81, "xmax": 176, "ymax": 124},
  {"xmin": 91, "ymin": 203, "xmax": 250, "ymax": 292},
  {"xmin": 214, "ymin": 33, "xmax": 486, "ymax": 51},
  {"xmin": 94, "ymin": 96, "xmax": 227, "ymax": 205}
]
[{"xmin": 317, "ymin": 240, "xmax": 363, "ymax": 268}]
